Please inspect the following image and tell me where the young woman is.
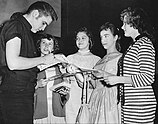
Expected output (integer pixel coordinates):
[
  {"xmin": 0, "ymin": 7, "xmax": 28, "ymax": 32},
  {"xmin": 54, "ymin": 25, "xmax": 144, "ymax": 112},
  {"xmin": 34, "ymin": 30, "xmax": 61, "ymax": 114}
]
[
  {"xmin": 88, "ymin": 22, "xmax": 122, "ymax": 123},
  {"xmin": 65, "ymin": 27, "xmax": 100, "ymax": 123},
  {"xmin": 34, "ymin": 33, "xmax": 67, "ymax": 124},
  {"xmin": 105, "ymin": 7, "xmax": 157, "ymax": 124}
]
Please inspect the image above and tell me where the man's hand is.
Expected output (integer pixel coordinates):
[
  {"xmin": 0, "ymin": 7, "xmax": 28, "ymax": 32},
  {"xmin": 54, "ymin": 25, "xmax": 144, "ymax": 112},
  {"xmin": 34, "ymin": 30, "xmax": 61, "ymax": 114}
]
[{"xmin": 54, "ymin": 54, "xmax": 69, "ymax": 63}]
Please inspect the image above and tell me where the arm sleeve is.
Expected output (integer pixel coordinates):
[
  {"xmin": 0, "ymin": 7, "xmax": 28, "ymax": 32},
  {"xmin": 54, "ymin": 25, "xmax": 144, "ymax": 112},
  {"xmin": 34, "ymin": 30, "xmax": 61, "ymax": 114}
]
[
  {"xmin": 4, "ymin": 21, "xmax": 22, "ymax": 44},
  {"xmin": 131, "ymin": 39, "xmax": 155, "ymax": 87}
]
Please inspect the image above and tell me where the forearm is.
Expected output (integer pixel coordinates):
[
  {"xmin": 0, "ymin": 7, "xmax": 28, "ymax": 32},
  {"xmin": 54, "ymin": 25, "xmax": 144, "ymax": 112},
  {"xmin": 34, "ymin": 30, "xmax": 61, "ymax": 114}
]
[
  {"xmin": 7, "ymin": 56, "xmax": 45, "ymax": 70},
  {"xmin": 117, "ymin": 76, "xmax": 133, "ymax": 85},
  {"xmin": 107, "ymin": 76, "xmax": 133, "ymax": 85}
]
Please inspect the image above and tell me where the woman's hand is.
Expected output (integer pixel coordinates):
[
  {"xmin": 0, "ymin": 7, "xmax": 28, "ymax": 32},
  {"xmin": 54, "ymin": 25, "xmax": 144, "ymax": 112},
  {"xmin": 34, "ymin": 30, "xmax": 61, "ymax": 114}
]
[
  {"xmin": 93, "ymin": 70, "xmax": 113, "ymax": 80},
  {"xmin": 75, "ymin": 73, "xmax": 84, "ymax": 83},
  {"xmin": 93, "ymin": 70, "xmax": 104, "ymax": 79},
  {"xmin": 35, "ymin": 79, "xmax": 48, "ymax": 89},
  {"xmin": 66, "ymin": 64, "xmax": 79, "ymax": 74},
  {"xmin": 103, "ymin": 76, "xmax": 119, "ymax": 85}
]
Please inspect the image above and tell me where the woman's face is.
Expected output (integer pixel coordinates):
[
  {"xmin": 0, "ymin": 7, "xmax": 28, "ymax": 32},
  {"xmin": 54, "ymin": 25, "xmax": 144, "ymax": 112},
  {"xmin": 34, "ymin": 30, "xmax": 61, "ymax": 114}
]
[
  {"xmin": 40, "ymin": 38, "xmax": 54, "ymax": 55},
  {"xmin": 121, "ymin": 16, "xmax": 135, "ymax": 37},
  {"xmin": 100, "ymin": 29, "xmax": 117, "ymax": 50},
  {"xmin": 76, "ymin": 32, "xmax": 90, "ymax": 51}
]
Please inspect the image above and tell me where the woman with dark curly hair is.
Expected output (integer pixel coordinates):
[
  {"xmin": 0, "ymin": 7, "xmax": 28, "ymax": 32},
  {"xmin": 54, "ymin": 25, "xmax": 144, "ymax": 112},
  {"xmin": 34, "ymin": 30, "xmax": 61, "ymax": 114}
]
[
  {"xmin": 65, "ymin": 27, "xmax": 100, "ymax": 123},
  {"xmin": 34, "ymin": 33, "xmax": 67, "ymax": 124},
  {"xmin": 105, "ymin": 7, "xmax": 157, "ymax": 124}
]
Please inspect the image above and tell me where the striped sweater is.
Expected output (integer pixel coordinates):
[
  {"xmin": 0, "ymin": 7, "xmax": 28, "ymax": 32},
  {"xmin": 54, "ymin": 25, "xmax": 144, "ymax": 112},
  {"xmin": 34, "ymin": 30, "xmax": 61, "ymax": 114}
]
[{"xmin": 122, "ymin": 35, "xmax": 157, "ymax": 124}]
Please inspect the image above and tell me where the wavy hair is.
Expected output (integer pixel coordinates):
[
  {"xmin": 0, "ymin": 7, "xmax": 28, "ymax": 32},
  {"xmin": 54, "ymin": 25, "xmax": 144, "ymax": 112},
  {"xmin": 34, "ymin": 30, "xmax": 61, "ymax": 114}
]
[
  {"xmin": 25, "ymin": 1, "xmax": 58, "ymax": 21},
  {"xmin": 74, "ymin": 27, "xmax": 94, "ymax": 50},
  {"xmin": 36, "ymin": 33, "xmax": 59, "ymax": 54},
  {"xmin": 120, "ymin": 7, "xmax": 155, "ymax": 43}
]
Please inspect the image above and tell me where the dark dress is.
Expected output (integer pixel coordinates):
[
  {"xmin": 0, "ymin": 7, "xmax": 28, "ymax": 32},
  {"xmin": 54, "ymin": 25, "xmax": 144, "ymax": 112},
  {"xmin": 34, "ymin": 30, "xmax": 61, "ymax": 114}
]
[
  {"xmin": 34, "ymin": 71, "xmax": 48, "ymax": 119},
  {"xmin": 34, "ymin": 66, "xmax": 69, "ymax": 121}
]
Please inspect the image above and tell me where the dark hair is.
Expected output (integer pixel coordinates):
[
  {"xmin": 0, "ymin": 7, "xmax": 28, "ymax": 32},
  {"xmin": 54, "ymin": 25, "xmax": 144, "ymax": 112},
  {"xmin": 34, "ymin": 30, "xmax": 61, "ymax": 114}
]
[
  {"xmin": 36, "ymin": 33, "xmax": 59, "ymax": 54},
  {"xmin": 25, "ymin": 1, "xmax": 58, "ymax": 21},
  {"xmin": 120, "ymin": 7, "xmax": 155, "ymax": 42},
  {"xmin": 74, "ymin": 27, "xmax": 93, "ymax": 50},
  {"xmin": 100, "ymin": 22, "xmax": 121, "ymax": 52}
]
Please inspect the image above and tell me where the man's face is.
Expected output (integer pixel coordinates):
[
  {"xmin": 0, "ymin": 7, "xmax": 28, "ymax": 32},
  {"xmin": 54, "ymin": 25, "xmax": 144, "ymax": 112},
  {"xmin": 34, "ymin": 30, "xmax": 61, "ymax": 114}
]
[{"xmin": 31, "ymin": 14, "xmax": 52, "ymax": 33}]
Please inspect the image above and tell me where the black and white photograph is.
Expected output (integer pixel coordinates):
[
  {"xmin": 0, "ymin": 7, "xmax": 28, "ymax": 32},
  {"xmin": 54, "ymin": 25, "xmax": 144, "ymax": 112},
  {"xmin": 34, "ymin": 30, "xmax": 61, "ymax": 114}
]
[{"xmin": 0, "ymin": 0, "xmax": 158, "ymax": 124}]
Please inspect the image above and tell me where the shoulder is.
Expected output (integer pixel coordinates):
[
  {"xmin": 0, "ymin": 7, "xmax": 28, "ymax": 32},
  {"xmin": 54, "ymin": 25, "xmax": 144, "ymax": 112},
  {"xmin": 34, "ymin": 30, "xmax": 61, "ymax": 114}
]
[
  {"xmin": 67, "ymin": 53, "xmax": 77, "ymax": 58},
  {"xmin": 1, "ymin": 20, "xmax": 22, "ymax": 43},
  {"xmin": 2, "ymin": 19, "xmax": 22, "ymax": 35},
  {"xmin": 67, "ymin": 53, "xmax": 78, "ymax": 60},
  {"xmin": 136, "ymin": 36, "xmax": 155, "ymax": 53},
  {"xmin": 137, "ymin": 36, "xmax": 153, "ymax": 46},
  {"xmin": 91, "ymin": 54, "xmax": 101, "ymax": 60}
]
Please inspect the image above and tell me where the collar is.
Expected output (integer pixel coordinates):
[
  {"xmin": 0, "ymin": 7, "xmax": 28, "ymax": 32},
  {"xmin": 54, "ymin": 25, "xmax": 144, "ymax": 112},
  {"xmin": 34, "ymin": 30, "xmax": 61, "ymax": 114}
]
[
  {"xmin": 135, "ymin": 34, "xmax": 147, "ymax": 41},
  {"xmin": 78, "ymin": 50, "xmax": 90, "ymax": 55},
  {"xmin": 11, "ymin": 12, "xmax": 32, "ymax": 31}
]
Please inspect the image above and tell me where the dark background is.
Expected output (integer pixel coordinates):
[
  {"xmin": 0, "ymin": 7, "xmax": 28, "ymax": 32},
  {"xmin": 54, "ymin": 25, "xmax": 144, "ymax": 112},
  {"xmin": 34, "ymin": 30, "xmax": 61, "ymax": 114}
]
[
  {"xmin": 0, "ymin": 0, "xmax": 157, "ymax": 123},
  {"xmin": 0, "ymin": 0, "xmax": 61, "ymax": 37},
  {"xmin": 61, "ymin": 0, "xmax": 158, "ymax": 58},
  {"xmin": 60, "ymin": 1, "xmax": 158, "ymax": 123}
]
